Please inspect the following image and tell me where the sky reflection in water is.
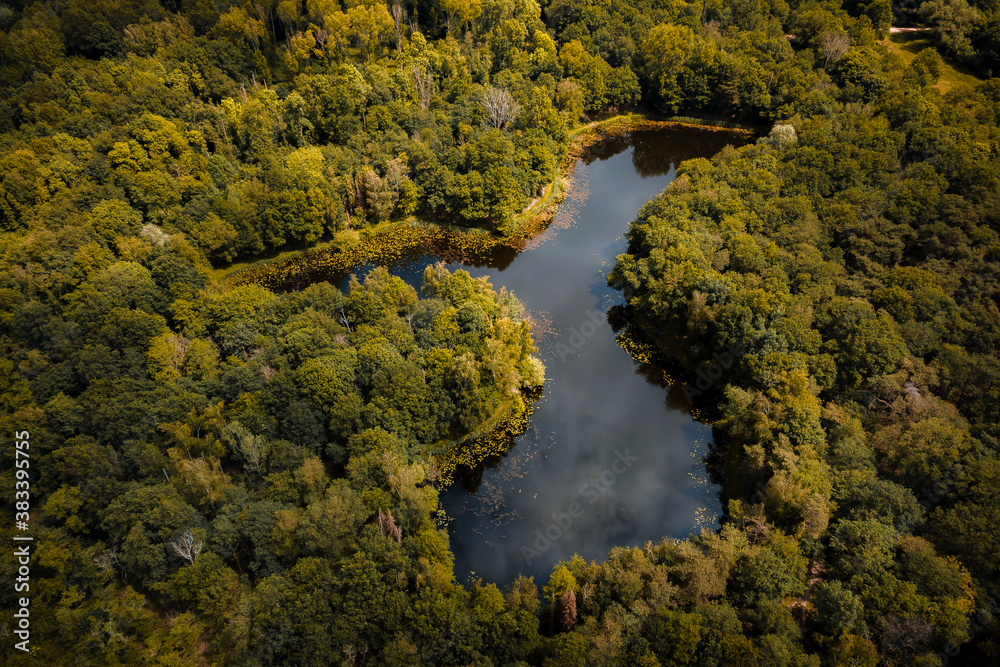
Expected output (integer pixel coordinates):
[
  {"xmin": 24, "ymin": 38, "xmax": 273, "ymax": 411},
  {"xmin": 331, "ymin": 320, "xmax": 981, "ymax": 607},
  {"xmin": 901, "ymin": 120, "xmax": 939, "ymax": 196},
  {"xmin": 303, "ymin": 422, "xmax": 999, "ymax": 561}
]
[{"xmin": 372, "ymin": 128, "xmax": 751, "ymax": 585}]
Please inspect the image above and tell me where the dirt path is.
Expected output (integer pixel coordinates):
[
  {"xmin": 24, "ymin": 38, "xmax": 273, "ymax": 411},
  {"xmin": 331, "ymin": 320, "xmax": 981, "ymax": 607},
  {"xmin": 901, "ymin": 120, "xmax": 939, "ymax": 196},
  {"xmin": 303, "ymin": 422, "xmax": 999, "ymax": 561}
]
[{"xmin": 785, "ymin": 26, "xmax": 931, "ymax": 39}]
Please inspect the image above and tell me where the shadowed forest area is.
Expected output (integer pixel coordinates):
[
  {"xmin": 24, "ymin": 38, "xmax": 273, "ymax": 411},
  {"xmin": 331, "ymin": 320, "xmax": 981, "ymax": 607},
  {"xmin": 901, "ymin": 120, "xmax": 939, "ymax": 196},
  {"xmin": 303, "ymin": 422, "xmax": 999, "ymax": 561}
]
[{"xmin": 1, "ymin": 0, "xmax": 999, "ymax": 664}]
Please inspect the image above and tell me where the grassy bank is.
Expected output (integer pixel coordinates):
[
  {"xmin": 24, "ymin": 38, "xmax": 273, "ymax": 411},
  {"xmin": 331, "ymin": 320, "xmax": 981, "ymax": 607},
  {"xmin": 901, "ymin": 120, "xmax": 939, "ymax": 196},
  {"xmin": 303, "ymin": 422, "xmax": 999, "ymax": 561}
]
[
  {"xmin": 883, "ymin": 32, "xmax": 983, "ymax": 93},
  {"xmin": 428, "ymin": 388, "xmax": 543, "ymax": 486},
  {"xmin": 218, "ymin": 113, "xmax": 757, "ymax": 290}
]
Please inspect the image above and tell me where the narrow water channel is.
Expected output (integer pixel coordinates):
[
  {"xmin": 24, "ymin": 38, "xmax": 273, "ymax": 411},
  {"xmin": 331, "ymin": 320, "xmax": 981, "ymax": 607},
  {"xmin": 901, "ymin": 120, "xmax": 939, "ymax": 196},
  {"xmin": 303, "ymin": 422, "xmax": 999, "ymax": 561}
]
[{"xmin": 360, "ymin": 127, "xmax": 751, "ymax": 584}]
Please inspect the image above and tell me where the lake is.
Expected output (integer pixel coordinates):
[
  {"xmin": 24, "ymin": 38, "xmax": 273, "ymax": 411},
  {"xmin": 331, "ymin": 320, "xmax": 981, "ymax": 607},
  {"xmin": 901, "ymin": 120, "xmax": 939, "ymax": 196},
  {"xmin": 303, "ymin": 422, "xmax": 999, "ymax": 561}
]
[{"xmin": 348, "ymin": 126, "xmax": 752, "ymax": 585}]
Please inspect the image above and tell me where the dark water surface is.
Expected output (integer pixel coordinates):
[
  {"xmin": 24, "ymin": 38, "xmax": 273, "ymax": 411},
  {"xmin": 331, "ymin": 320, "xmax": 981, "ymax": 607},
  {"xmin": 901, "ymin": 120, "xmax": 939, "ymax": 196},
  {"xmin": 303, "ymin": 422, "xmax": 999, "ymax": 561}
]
[{"xmin": 357, "ymin": 127, "xmax": 751, "ymax": 585}]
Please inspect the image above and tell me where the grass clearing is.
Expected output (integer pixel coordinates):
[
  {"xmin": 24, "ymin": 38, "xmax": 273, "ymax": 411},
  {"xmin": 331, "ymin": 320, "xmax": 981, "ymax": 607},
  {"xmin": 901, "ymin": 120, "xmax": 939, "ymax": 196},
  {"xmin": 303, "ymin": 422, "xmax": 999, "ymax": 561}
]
[{"xmin": 883, "ymin": 33, "xmax": 984, "ymax": 94}]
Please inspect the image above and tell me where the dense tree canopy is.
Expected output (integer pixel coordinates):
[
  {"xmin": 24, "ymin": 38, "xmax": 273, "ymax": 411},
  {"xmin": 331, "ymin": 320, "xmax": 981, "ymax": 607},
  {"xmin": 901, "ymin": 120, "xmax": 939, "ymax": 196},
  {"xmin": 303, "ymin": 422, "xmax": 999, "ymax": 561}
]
[
  {"xmin": 2, "ymin": 0, "xmax": 1000, "ymax": 663},
  {"xmin": 609, "ymin": 26, "xmax": 1000, "ymax": 665}
]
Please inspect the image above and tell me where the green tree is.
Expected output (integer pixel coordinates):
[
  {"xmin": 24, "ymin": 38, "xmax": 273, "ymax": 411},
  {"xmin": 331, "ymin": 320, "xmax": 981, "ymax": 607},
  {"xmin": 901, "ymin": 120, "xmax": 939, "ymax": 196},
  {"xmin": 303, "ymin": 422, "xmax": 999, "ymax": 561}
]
[
  {"xmin": 641, "ymin": 24, "xmax": 696, "ymax": 113},
  {"xmin": 920, "ymin": 0, "xmax": 981, "ymax": 60}
]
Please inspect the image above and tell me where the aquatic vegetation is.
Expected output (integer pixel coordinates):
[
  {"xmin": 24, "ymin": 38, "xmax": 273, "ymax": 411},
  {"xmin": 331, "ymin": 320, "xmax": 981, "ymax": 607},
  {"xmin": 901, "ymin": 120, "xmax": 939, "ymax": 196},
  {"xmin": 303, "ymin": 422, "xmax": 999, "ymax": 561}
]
[
  {"xmin": 227, "ymin": 117, "xmax": 743, "ymax": 293},
  {"xmin": 432, "ymin": 388, "xmax": 542, "ymax": 487}
]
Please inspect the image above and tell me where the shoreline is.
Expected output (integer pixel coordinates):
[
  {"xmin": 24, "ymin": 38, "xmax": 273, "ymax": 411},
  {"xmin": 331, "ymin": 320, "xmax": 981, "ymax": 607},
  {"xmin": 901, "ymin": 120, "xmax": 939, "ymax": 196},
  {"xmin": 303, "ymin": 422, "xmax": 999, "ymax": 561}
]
[
  {"xmin": 219, "ymin": 113, "xmax": 758, "ymax": 483},
  {"xmin": 219, "ymin": 113, "xmax": 757, "ymax": 290}
]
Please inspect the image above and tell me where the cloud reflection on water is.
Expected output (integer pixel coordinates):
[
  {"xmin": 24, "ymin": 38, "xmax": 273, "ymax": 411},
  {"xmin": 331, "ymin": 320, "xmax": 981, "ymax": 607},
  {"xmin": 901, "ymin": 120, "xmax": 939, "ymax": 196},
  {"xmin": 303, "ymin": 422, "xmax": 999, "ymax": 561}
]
[{"xmin": 433, "ymin": 128, "xmax": 751, "ymax": 585}]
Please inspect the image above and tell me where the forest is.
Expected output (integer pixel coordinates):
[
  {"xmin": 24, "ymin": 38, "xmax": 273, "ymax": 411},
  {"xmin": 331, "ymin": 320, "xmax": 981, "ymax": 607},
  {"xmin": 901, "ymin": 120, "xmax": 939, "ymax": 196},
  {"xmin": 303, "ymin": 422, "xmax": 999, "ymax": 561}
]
[{"xmin": 1, "ymin": 0, "xmax": 999, "ymax": 664}]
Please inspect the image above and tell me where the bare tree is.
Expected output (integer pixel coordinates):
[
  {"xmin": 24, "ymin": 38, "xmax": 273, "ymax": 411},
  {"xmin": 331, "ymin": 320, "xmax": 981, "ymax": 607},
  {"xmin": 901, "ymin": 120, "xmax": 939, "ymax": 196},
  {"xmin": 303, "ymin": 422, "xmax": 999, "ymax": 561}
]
[
  {"xmin": 94, "ymin": 548, "xmax": 125, "ymax": 579},
  {"xmin": 482, "ymin": 86, "xmax": 520, "ymax": 130},
  {"xmin": 391, "ymin": 3, "xmax": 405, "ymax": 54},
  {"xmin": 412, "ymin": 66, "xmax": 433, "ymax": 110},
  {"xmin": 338, "ymin": 306, "xmax": 353, "ymax": 333},
  {"xmin": 315, "ymin": 27, "xmax": 329, "ymax": 56},
  {"xmin": 821, "ymin": 32, "xmax": 851, "ymax": 69},
  {"xmin": 377, "ymin": 509, "xmax": 402, "ymax": 544},
  {"xmin": 344, "ymin": 644, "xmax": 370, "ymax": 665},
  {"xmin": 559, "ymin": 590, "xmax": 577, "ymax": 630},
  {"xmin": 171, "ymin": 529, "xmax": 204, "ymax": 565},
  {"xmin": 877, "ymin": 614, "xmax": 933, "ymax": 664}
]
